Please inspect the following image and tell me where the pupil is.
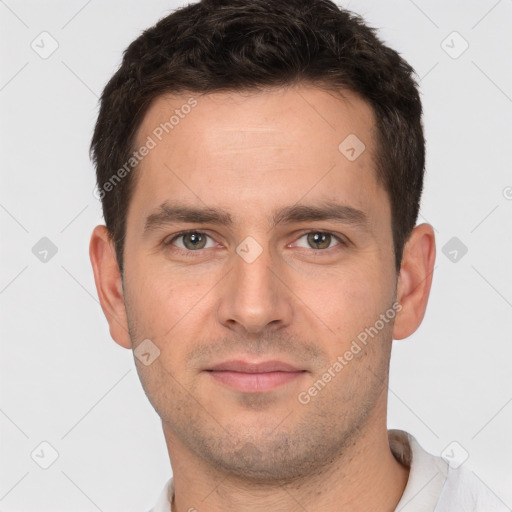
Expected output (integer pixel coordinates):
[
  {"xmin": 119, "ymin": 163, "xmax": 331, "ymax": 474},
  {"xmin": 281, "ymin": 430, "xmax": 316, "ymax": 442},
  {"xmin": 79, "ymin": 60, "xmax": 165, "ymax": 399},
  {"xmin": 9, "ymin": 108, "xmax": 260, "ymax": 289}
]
[
  {"xmin": 308, "ymin": 232, "xmax": 330, "ymax": 249},
  {"xmin": 185, "ymin": 232, "xmax": 204, "ymax": 249}
]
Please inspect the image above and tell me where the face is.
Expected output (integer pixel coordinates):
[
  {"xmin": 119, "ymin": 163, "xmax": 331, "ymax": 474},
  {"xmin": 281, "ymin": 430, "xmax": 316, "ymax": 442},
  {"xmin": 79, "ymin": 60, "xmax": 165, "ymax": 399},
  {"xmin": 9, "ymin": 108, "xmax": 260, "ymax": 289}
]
[{"xmin": 120, "ymin": 85, "xmax": 399, "ymax": 481}]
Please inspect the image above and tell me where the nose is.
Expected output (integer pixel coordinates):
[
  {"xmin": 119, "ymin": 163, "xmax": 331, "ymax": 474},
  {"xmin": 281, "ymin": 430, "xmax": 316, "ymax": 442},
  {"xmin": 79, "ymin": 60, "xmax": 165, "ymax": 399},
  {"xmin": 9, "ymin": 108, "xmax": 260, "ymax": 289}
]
[{"xmin": 216, "ymin": 240, "xmax": 293, "ymax": 335}]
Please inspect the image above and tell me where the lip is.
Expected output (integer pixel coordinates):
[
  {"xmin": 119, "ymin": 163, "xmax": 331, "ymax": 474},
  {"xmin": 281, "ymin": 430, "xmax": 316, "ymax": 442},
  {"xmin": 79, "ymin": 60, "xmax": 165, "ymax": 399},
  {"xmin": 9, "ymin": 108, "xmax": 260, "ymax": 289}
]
[
  {"xmin": 208, "ymin": 360, "xmax": 302, "ymax": 373},
  {"xmin": 206, "ymin": 360, "xmax": 306, "ymax": 393}
]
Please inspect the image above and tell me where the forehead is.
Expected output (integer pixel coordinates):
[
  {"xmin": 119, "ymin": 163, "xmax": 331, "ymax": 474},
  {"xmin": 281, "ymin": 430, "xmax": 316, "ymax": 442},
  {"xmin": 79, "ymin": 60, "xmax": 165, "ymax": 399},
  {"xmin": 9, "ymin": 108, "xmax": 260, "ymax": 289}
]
[
  {"xmin": 129, "ymin": 85, "xmax": 386, "ymax": 225},
  {"xmin": 136, "ymin": 85, "xmax": 376, "ymax": 155}
]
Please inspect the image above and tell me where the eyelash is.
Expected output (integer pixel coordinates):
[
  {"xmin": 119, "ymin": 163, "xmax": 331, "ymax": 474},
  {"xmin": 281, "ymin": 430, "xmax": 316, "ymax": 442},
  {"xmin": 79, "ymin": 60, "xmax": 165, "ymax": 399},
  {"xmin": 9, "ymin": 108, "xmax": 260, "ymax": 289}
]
[{"xmin": 162, "ymin": 229, "xmax": 348, "ymax": 256}]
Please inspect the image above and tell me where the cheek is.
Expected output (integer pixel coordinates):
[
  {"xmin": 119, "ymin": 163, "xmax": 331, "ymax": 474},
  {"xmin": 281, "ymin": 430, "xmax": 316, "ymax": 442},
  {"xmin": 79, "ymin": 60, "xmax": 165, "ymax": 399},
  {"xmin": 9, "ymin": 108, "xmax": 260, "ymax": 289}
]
[
  {"xmin": 123, "ymin": 261, "xmax": 186, "ymax": 342},
  {"xmin": 129, "ymin": 252, "xmax": 207, "ymax": 314},
  {"xmin": 124, "ymin": 255, "xmax": 220, "ymax": 366},
  {"xmin": 309, "ymin": 261, "xmax": 395, "ymax": 343}
]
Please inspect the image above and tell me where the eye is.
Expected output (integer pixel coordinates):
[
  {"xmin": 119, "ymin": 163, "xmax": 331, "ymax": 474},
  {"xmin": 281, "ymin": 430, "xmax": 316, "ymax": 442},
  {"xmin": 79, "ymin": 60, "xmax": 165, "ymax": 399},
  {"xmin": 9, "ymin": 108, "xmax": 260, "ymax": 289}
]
[
  {"xmin": 294, "ymin": 231, "xmax": 344, "ymax": 250},
  {"xmin": 167, "ymin": 231, "xmax": 216, "ymax": 251}
]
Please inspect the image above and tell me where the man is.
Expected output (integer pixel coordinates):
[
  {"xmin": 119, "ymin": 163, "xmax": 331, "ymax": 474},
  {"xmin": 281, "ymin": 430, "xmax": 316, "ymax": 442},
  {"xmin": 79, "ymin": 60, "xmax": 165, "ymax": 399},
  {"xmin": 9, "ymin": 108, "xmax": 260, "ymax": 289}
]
[{"xmin": 88, "ymin": 0, "xmax": 507, "ymax": 510}]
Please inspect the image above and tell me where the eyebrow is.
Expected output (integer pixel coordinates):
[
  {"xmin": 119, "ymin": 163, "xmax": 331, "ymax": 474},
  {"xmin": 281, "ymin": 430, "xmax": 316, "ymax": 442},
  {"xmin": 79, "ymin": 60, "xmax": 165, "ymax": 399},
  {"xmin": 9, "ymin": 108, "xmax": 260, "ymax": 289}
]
[{"xmin": 143, "ymin": 200, "xmax": 369, "ymax": 234}]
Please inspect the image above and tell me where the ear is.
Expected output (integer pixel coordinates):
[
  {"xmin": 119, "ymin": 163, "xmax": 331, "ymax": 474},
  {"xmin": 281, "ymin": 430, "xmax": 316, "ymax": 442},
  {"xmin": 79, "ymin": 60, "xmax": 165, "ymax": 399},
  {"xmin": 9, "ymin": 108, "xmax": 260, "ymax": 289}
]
[
  {"xmin": 89, "ymin": 225, "xmax": 132, "ymax": 349},
  {"xmin": 393, "ymin": 223, "xmax": 436, "ymax": 340}
]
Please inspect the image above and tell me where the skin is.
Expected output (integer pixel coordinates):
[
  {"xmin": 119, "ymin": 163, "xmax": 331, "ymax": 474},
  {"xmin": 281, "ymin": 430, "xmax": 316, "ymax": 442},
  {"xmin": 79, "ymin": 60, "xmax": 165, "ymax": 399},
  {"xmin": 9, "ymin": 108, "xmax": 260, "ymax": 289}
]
[{"xmin": 90, "ymin": 84, "xmax": 435, "ymax": 511}]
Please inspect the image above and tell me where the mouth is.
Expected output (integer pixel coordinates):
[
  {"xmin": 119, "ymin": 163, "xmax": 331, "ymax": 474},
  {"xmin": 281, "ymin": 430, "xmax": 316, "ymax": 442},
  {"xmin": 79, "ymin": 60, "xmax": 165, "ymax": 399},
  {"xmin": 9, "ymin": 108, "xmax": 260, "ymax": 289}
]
[{"xmin": 205, "ymin": 360, "xmax": 307, "ymax": 393}]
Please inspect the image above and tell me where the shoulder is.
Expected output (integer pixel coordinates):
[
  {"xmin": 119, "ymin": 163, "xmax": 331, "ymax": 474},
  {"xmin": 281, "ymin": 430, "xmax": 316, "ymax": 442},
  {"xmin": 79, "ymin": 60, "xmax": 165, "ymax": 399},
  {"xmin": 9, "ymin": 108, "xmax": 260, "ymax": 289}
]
[
  {"xmin": 389, "ymin": 430, "xmax": 509, "ymax": 512},
  {"xmin": 147, "ymin": 477, "xmax": 173, "ymax": 512},
  {"xmin": 435, "ymin": 466, "xmax": 510, "ymax": 512}
]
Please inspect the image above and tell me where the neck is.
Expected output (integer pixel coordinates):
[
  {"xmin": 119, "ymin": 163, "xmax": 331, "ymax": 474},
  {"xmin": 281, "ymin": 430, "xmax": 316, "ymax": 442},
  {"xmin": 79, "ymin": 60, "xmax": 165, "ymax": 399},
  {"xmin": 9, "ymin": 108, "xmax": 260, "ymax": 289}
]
[{"xmin": 164, "ymin": 419, "xmax": 409, "ymax": 512}]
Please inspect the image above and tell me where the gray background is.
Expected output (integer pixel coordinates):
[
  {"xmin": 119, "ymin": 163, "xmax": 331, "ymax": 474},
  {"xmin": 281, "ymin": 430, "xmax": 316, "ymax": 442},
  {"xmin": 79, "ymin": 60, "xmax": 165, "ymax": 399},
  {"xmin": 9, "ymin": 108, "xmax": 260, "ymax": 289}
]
[{"xmin": 1, "ymin": 0, "xmax": 511, "ymax": 510}]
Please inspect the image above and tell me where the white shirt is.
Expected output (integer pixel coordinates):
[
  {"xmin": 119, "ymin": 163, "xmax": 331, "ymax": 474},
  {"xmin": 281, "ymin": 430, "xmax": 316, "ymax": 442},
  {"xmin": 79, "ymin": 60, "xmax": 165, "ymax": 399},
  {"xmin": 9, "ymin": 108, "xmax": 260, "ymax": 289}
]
[{"xmin": 148, "ymin": 429, "xmax": 508, "ymax": 512}]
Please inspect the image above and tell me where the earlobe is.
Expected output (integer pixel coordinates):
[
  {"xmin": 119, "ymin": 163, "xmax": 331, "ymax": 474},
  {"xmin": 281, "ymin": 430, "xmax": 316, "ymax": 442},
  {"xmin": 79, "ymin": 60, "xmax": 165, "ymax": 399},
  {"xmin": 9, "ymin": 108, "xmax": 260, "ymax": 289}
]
[
  {"xmin": 392, "ymin": 223, "xmax": 436, "ymax": 340},
  {"xmin": 89, "ymin": 225, "xmax": 132, "ymax": 349}
]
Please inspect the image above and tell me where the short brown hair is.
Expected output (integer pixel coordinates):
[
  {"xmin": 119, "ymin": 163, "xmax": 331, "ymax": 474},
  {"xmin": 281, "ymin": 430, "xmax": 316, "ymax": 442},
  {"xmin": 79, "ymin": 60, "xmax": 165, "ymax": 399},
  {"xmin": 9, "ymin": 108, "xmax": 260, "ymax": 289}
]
[{"xmin": 90, "ymin": 0, "xmax": 425, "ymax": 273}]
